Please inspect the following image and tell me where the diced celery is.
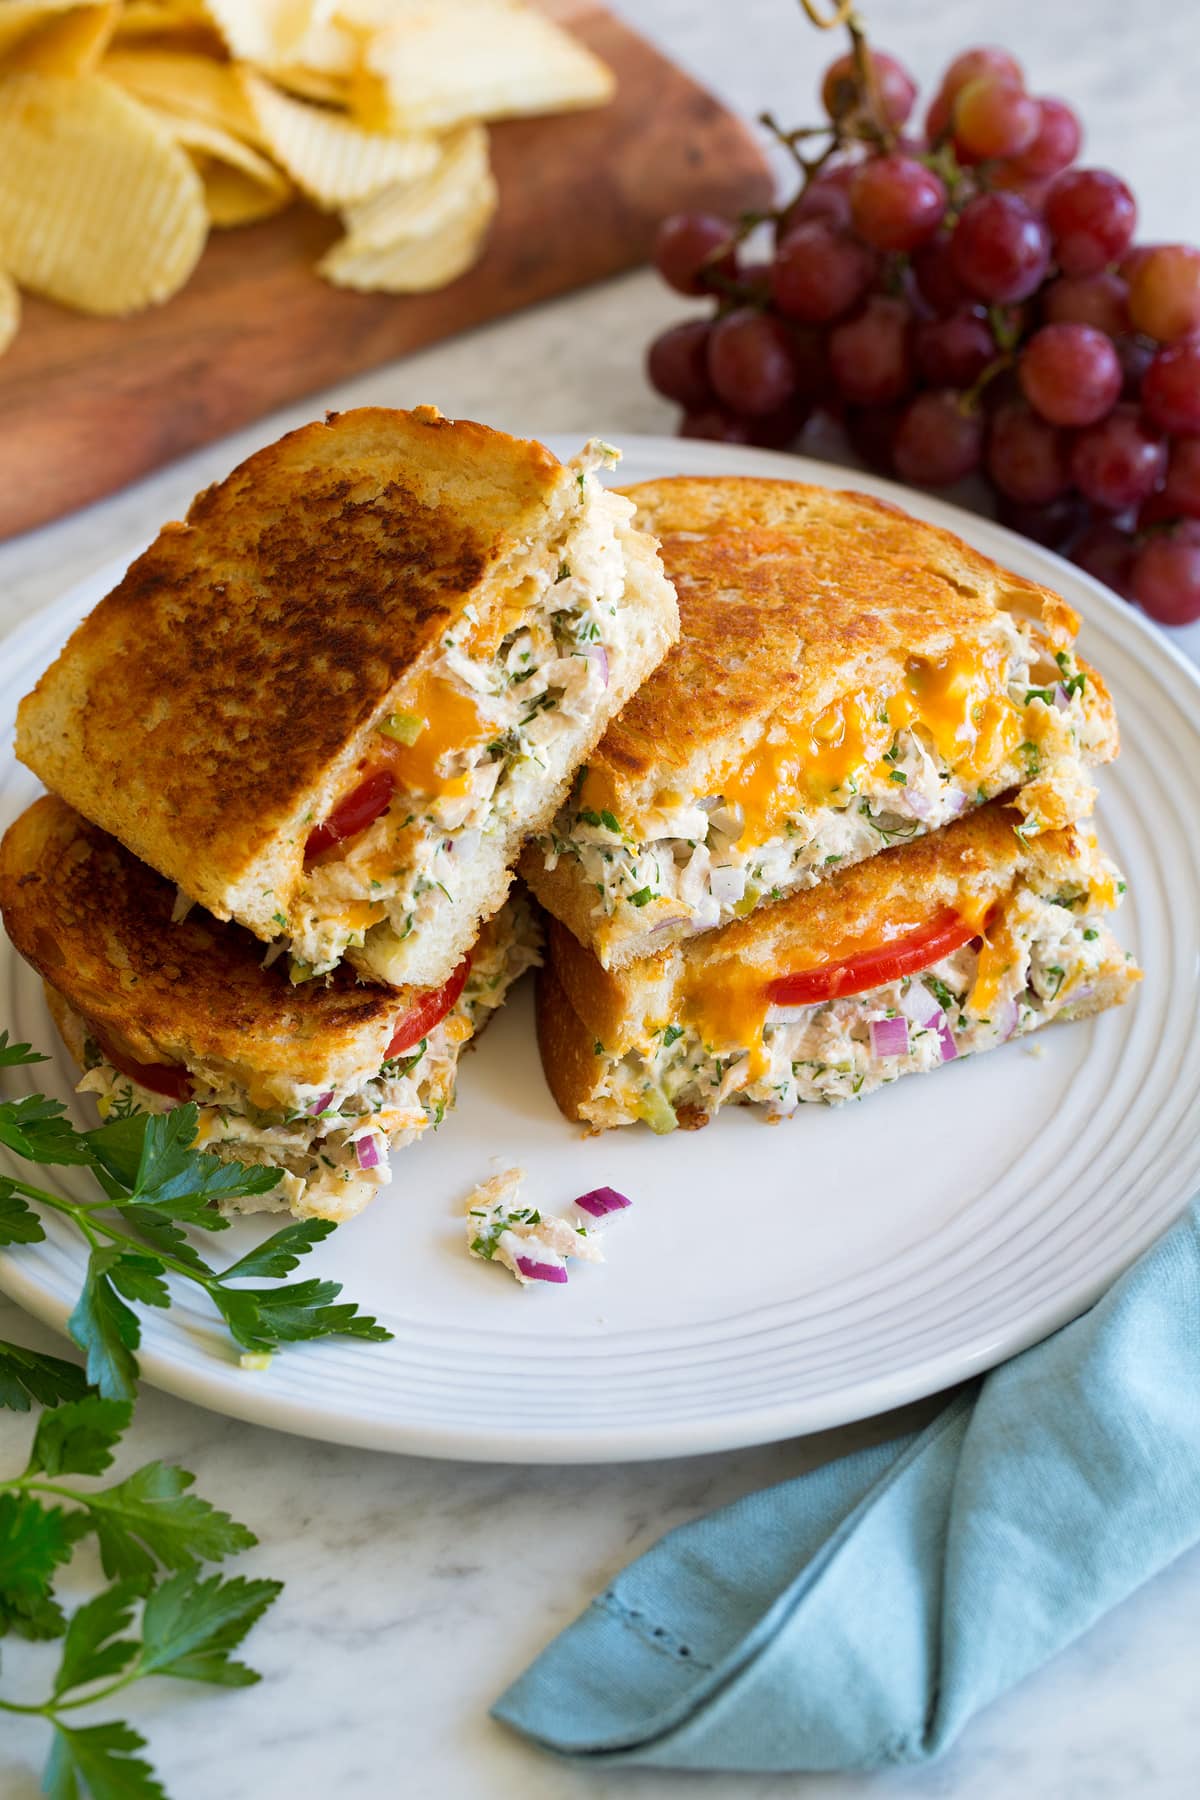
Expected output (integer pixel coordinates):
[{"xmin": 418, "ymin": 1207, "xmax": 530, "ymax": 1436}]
[
  {"xmin": 637, "ymin": 1088, "xmax": 678, "ymax": 1135},
  {"xmin": 378, "ymin": 710, "xmax": 426, "ymax": 745}
]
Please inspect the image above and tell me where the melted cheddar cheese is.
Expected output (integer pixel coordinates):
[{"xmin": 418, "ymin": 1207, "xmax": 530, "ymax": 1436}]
[
  {"xmin": 697, "ymin": 646, "xmax": 1024, "ymax": 846},
  {"xmin": 381, "ymin": 675, "xmax": 490, "ymax": 797}
]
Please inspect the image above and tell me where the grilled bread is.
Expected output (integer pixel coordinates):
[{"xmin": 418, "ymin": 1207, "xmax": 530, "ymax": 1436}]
[
  {"xmin": 537, "ymin": 801, "xmax": 1139, "ymax": 1132},
  {"xmin": 522, "ymin": 476, "xmax": 1119, "ymax": 967},
  {"xmin": 0, "ymin": 795, "xmax": 540, "ymax": 1221},
  {"xmin": 16, "ymin": 407, "xmax": 677, "ymax": 992}
]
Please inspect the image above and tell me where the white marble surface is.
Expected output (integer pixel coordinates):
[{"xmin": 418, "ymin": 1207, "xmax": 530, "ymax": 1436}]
[{"xmin": 3, "ymin": 1, "xmax": 1200, "ymax": 1794}]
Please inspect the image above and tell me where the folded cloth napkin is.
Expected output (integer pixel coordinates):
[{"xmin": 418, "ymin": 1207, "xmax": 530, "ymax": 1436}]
[{"xmin": 493, "ymin": 1202, "xmax": 1200, "ymax": 1771}]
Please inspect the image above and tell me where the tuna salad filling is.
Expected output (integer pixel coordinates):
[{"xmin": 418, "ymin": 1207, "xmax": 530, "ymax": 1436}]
[
  {"xmin": 541, "ymin": 640, "xmax": 1107, "ymax": 943},
  {"xmin": 289, "ymin": 442, "xmax": 640, "ymax": 980},
  {"xmin": 73, "ymin": 903, "xmax": 541, "ymax": 1221},
  {"xmin": 591, "ymin": 885, "xmax": 1127, "ymax": 1131}
]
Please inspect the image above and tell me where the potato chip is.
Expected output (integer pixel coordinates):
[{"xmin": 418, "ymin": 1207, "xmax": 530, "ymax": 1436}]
[
  {"xmin": 352, "ymin": 1, "xmax": 614, "ymax": 134},
  {"xmin": 1, "ymin": 3, "xmax": 117, "ymax": 74},
  {"xmin": 338, "ymin": 122, "xmax": 488, "ymax": 251},
  {"xmin": 197, "ymin": 157, "xmax": 293, "ymax": 226},
  {"xmin": 319, "ymin": 173, "xmax": 495, "ymax": 292},
  {"xmin": 0, "ymin": 270, "xmax": 20, "ymax": 357},
  {"xmin": 0, "ymin": 72, "xmax": 208, "ymax": 313},
  {"xmin": 0, "ymin": 0, "xmax": 86, "ymax": 62},
  {"xmin": 203, "ymin": 0, "xmax": 356, "ymax": 78},
  {"xmin": 239, "ymin": 67, "xmax": 437, "ymax": 206},
  {"xmin": 112, "ymin": 0, "xmax": 221, "ymax": 53},
  {"xmin": 141, "ymin": 108, "xmax": 293, "ymax": 225},
  {"xmin": 319, "ymin": 140, "xmax": 497, "ymax": 293},
  {"xmin": 101, "ymin": 47, "xmax": 263, "ymax": 145}
]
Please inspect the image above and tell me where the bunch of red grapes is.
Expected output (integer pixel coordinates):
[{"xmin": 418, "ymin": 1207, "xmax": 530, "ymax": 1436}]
[{"xmin": 647, "ymin": 41, "xmax": 1200, "ymax": 626}]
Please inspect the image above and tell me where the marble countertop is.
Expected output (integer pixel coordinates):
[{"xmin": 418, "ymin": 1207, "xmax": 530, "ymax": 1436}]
[{"xmin": 3, "ymin": 1, "xmax": 1199, "ymax": 1795}]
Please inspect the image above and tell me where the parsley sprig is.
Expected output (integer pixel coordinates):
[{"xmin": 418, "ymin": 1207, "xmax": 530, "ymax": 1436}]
[
  {"xmin": 0, "ymin": 1386, "xmax": 280, "ymax": 1799},
  {"xmin": 0, "ymin": 1038, "xmax": 391, "ymax": 1400}
]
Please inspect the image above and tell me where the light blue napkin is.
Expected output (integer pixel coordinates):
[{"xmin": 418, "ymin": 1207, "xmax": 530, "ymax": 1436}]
[{"xmin": 493, "ymin": 1202, "xmax": 1200, "ymax": 1771}]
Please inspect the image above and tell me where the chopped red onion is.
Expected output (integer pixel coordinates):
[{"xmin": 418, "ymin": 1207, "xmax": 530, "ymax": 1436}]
[
  {"xmin": 898, "ymin": 982, "xmax": 940, "ymax": 1026},
  {"xmin": 869, "ymin": 1016, "xmax": 910, "ymax": 1058},
  {"xmin": 647, "ymin": 913, "xmax": 690, "ymax": 934},
  {"xmin": 1053, "ymin": 683, "xmax": 1070, "ymax": 711},
  {"xmin": 583, "ymin": 644, "xmax": 610, "ymax": 688},
  {"xmin": 1071, "ymin": 984, "xmax": 1093, "ymax": 1004},
  {"xmin": 516, "ymin": 1256, "xmax": 568, "ymax": 1284},
  {"xmin": 996, "ymin": 998, "xmax": 1020, "ymax": 1042},
  {"xmin": 355, "ymin": 1134, "xmax": 381, "ymax": 1170},
  {"xmin": 902, "ymin": 786, "xmax": 931, "ymax": 820},
  {"xmin": 574, "ymin": 1186, "xmax": 631, "ymax": 1218},
  {"xmin": 708, "ymin": 864, "xmax": 746, "ymax": 906},
  {"xmin": 933, "ymin": 1012, "xmax": 958, "ymax": 1062},
  {"xmin": 944, "ymin": 788, "xmax": 971, "ymax": 818},
  {"xmin": 307, "ymin": 1090, "xmax": 334, "ymax": 1115}
]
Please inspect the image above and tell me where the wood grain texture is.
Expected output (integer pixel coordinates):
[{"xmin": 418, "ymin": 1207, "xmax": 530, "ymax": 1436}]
[{"xmin": 0, "ymin": 4, "xmax": 772, "ymax": 540}]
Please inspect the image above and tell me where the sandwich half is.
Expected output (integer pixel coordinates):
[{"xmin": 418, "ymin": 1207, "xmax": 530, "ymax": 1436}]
[
  {"xmin": 522, "ymin": 476, "xmax": 1118, "ymax": 968},
  {"xmin": 537, "ymin": 801, "xmax": 1139, "ymax": 1133},
  {"xmin": 0, "ymin": 795, "xmax": 540, "ymax": 1221},
  {"xmin": 16, "ymin": 406, "xmax": 678, "ymax": 991}
]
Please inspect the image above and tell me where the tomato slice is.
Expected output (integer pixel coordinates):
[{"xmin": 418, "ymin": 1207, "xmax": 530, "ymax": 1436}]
[
  {"xmin": 93, "ymin": 1028, "xmax": 192, "ymax": 1103},
  {"xmin": 305, "ymin": 768, "xmax": 396, "ymax": 862},
  {"xmin": 766, "ymin": 909, "xmax": 979, "ymax": 1007},
  {"xmin": 385, "ymin": 956, "xmax": 472, "ymax": 1059}
]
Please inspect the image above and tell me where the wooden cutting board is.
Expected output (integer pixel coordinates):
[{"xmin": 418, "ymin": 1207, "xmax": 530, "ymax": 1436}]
[{"xmin": 0, "ymin": 3, "xmax": 772, "ymax": 541}]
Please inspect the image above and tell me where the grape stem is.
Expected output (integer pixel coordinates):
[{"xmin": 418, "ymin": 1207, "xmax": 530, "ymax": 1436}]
[{"xmin": 796, "ymin": 0, "xmax": 855, "ymax": 27}]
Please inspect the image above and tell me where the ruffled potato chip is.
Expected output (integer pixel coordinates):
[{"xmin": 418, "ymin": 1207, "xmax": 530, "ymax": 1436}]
[
  {"xmin": 319, "ymin": 131, "xmax": 497, "ymax": 293},
  {"xmin": 0, "ymin": 0, "xmax": 88, "ymax": 61},
  {"xmin": 352, "ymin": 0, "xmax": 614, "ymax": 134},
  {"xmin": 144, "ymin": 109, "xmax": 293, "ymax": 225},
  {"xmin": 0, "ymin": 71, "xmax": 208, "ymax": 313},
  {"xmin": 239, "ymin": 66, "xmax": 437, "ymax": 206},
  {"xmin": 101, "ymin": 47, "xmax": 264, "ymax": 144},
  {"xmin": 0, "ymin": 270, "xmax": 20, "ymax": 357},
  {"xmin": 203, "ymin": 0, "xmax": 356, "ymax": 79},
  {"xmin": 1, "ymin": 3, "xmax": 117, "ymax": 75}
]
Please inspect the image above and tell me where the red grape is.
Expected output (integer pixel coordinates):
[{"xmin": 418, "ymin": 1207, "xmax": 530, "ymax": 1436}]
[
  {"xmin": 1127, "ymin": 245, "xmax": 1200, "ymax": 343},
  {"xmin": 788, "ymin": 323, "xmax": 835, "ymax": 402},
  {"xmin": 745, "ymin": 399, "xmax": 811, "ymax": 449},
  {"xmin": 942, "ymin": 46, "xmax": 1025, "ymax": 98},
  {"xmin": 1071, "ymin": 521, "xmax": 1137, "ymax": 596},
  {"xmin": 771, "ymin": 219, "xmax": 877, "ymax": 323},
  {"xmin": 654, "ymin": 213, "xmax": 736, "ymax": 296},
  {"xmin": 679, "ymin": 407, "xmax": 754, "ymax": 444},
  {"xmin": 1008, "ymin": 98, "xmax": 1082, "ymax": 179},
  {"xmin": 893, "ymin": 390, "xmax": 984, "ymax": 485},
  {"xmin": 646, "ymin": 320, "xmax": 713, "ymax": 408},
  {"xmin": 828, "ymin": 296, "xmax": 915, "ymax": 406},
  {"xmin": 1162, "ymin": 436, "xmax": 1200, "ymax": 516},
  {"xmin": 925, "ymin": 89, "xmax": 953, "ymax": 143},
  {"xmin": 707, "ymin": 309, "xmax": 798, "ymax": 415},
  {"xmin": 779, "ymin": 168, "xmax": 854, "ymax": 238},
  {"xmin": 1018, "ymin": 322, "xmax": 1121, "ymax": 425},
  {"xmin": 849, "ymin": 154, "xmax": 947, "ymax": 253},
  {"xmin": 845, "ymin": 402, "xmax": 903, "ymax": 472},
  {"xmin": 953, "ymin": 78, "xmax": 1040, "ymax": 161},
  {"xmin": 995, "ymin": 492, "xmax": 1088, "ymax": 551},
  {"xmin": 821, "ymin": 49, "xmax": 917, "ymax": 128},
  {"xmin": 914, "ymin": 309, "xmax": 995, "ymax": 386},
  {"xmin": 1041, "ymin": 271, "xmax": 1129, "ymax": 335},
  {"xmin": 950, "ymin": 192, "xmax": 1051, "ymax": 303},
  {"xmin": 1141, "ymin": 336, "xmax": 1200, "ymax": 433},
  {"xmin": 1044, "ymin": 169, "xmax": 1137, "ymax": 276},
  {"xmin": 1131, "ymin": 523, "xmax": 1200, "ymax": 625},
  {"xmin": 912, "ymin": 230, "xmax": 972, "ymax": 315},
  {"xmin": 986, "ymin": 402, "xmax": 1071, "ymax": 503},
  {"xmin": 1069, "ymin": 406, "xmax": 1168, "ymax": 509},
  {"xmin": 1115, "ymin": 333, "xmax": 1155, "ymax": 399}
]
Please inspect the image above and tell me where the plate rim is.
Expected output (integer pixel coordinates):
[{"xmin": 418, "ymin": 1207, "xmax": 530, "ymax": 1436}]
[{"xmin": 1, "ymin": 434, "xmax": 1198, "ymax": 1464}]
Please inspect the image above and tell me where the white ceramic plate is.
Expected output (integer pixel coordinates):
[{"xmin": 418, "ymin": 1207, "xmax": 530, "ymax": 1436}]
[{"xmin": 1, "ymin": 438, "xmax": 1197, "ymax": 1463}]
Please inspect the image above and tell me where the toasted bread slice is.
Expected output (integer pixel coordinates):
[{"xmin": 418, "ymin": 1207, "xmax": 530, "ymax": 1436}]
[
  {"xmin": 16, "ymin": 408, "xmax": 677, "ymax": 990},
  {"xmin": 522, "ymin": 476, "xmax": 1118, "ymax": 967},
  {"xmin": 537, "ymin": 801, "xmax": 1139, "ymax": 1132},
  {"xmin": 0, "ymin": 795, "xmax": 540, "ymax": 1220}
]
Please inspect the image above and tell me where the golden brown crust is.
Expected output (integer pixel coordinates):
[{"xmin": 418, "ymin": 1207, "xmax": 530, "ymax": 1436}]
[
  {"xmin": 594, "ymin": 475, "xmax": 1093, "ymax": 811},
  {"xmin": 534, "ymin": 961, "xmax": 607, "ymax": 1126},
  {"xmin": 543, "ymin": 803, "xmax": 1111, "ymax": 1048},
  {"xmin": 0, "ymin": 795, "xmax": 414, "ymax": 1084},
  {"xmin": 15, "ymin": 406, "xmax": 571, "ymax": 921}
]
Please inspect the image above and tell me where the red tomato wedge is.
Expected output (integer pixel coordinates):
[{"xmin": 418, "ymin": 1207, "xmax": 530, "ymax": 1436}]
[
  {"xmin": 385, "ymin": 956, "xmax": 472, "ymax": 1059},
  {"xmin": 766, "ymin": 910, "xmax": 979, "ymax": 1007},
  {"xmin": 305, "ymin": 768, "xmax": 395, "ymax": 862},
  {"xmin": 93, "ymin": 1029, "xmax": 192, "ymax": 1103}
]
